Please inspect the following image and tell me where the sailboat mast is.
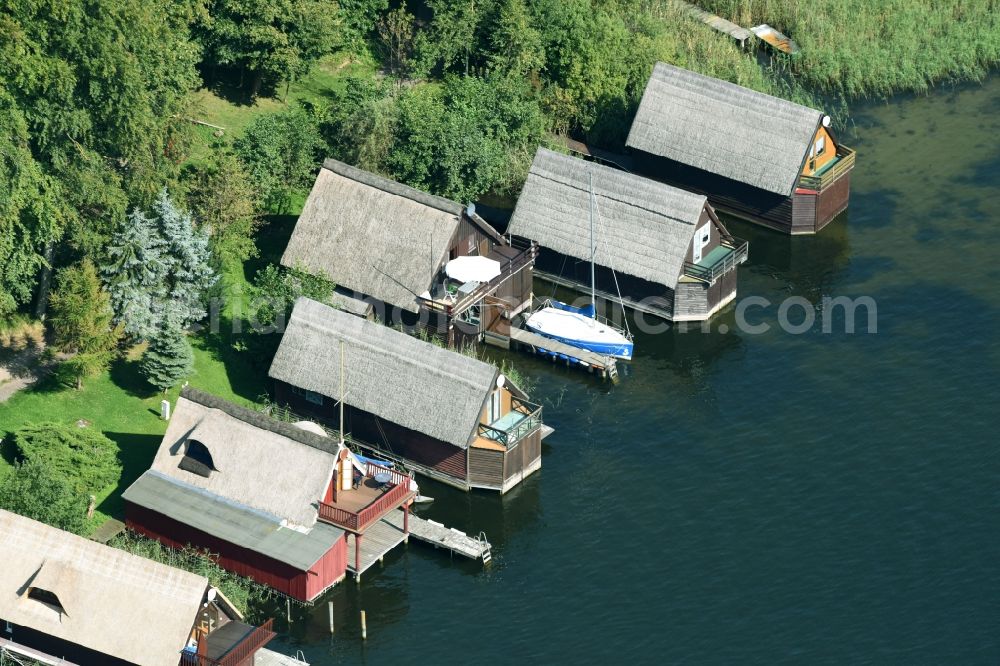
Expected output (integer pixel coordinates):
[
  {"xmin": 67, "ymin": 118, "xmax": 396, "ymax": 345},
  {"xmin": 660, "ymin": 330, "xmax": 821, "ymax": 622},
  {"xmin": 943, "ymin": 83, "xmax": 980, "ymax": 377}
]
[
  {"xmin": 589, "ymin": 172, "xmax": 596, "ymax": 314},
  {"xmin": 339, "ymin": 340, "xmax": 345, "ymax": 445}
]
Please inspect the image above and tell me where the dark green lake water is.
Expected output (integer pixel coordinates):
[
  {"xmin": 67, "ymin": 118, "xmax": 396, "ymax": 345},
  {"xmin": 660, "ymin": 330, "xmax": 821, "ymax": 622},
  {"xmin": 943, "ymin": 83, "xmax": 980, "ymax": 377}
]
[{"xmin": 269, "ymin": 78, "xmax": 1000, "ymax": 664}]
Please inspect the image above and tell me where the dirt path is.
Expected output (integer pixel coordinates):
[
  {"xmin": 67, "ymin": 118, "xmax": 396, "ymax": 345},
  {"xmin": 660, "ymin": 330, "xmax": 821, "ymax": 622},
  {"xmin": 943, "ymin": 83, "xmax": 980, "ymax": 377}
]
[{"xmin": 0, "ymin": 349, "xmax": 44, "ymax": 403}]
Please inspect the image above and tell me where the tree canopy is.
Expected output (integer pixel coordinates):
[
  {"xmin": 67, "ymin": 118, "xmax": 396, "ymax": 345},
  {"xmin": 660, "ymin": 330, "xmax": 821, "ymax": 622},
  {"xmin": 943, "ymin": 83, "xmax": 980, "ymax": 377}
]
[{"xmin": 12, "ymin": 422, "xmax": 123, "ymax": 497}]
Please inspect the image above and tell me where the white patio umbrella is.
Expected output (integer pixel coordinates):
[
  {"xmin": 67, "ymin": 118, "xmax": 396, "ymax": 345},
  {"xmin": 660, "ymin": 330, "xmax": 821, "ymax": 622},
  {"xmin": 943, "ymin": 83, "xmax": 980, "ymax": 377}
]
[{"xmin": 445, "ymin": 255, "xmax": 502, "ymax": 283}]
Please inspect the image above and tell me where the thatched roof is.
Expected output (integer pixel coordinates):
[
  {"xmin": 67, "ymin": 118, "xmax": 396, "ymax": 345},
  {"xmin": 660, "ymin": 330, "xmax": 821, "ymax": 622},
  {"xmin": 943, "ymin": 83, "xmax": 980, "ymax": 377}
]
[
  {"xmin": 124, "ymin": 472, "xmax": 344, "ymax": 572},
  {"xmin": 269, "ymin": 298, "xmax": 499, "ymax": 449},
  {"xmin": 626, "ymin": 63, "xmax": 823, "ymax": 196},
  {"xmin": 280, "ymin": 159, "xmax": 464, "ymax": 313},
  {"xmin": 507, "ymin": 148, "xmax": 707, "ymax": 288},
  {"xmin": 0, "ymin": 509, "xmax": 207, "ymax": 666},
  {"xmin": 141, "ymin": 392, "xmax": 337, "ymax": 528},
  {"xmin": 328, "ymin": 290, "xmax": 375, "ymax": 318}
]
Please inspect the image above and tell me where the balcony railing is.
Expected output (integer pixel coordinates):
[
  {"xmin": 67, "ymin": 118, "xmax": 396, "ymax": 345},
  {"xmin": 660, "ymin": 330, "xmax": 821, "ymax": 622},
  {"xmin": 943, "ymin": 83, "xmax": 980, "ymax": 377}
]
[
  {"xmin": 798, "ymin": 145, "xmax": 856, "ymax": 192},
  {"xmin": 682, "ymin": 239, "xmax": 748, "ymax": 285},
  {"xmin": 318, "ymin": 464, "xmax": 414, "ymax": 533},
  {"xmin": 179, "ymin": 619, "xmax": 275, "ymax": 666},
  {"xmin": 477, "ymin": 397, "xmax": 543, "ymax": 448},
  {"xmin": 418, "ymin": 242, "xmax": 537, "ymax": 316}
]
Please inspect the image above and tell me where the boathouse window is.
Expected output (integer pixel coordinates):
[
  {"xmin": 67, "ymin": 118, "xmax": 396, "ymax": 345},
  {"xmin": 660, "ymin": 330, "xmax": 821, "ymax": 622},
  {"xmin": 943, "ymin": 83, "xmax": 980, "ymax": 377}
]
[
  {"xmin": 488, "ymin": 390, "xmax": 502, "ymax": 423},
  {"xmin": 27, "ymin": 588, "xmax": 65, "ymax": 614},
  {"xmin": 815, "ymin": 135, "xmax": 827, "ymax": 156},
  {"xmin": 179, "ymin": 439, "xmax": 216, "ymax": 478},
  {"xmin": 291, "ymin": 385, "xmax": 324, "ymax": 405}
]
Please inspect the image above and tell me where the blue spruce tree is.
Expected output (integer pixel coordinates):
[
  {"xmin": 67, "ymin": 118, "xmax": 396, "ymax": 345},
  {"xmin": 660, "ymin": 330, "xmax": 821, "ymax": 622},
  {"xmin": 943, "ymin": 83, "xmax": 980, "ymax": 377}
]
[
  {"xmin": 102, "ymin": 189, "xmax": 217, "ymax": 340},
  {"xmin": 102, "ymin": 208, "xmax": 168, "ymax": 340}
]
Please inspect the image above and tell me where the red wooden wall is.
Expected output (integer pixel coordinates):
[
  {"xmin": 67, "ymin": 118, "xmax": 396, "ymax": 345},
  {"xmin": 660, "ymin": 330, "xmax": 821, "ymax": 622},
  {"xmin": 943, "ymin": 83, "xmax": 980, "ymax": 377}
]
[{"xmin": 125, "ymin": 502, "xmax": 346, "ymax": 602}]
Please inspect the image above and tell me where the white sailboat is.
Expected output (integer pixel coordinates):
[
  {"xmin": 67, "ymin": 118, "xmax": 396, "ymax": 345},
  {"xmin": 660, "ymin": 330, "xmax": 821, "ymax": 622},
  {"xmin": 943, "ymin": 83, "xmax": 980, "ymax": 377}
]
[{"xmin": 525, "ymin": 174, "xmax": 634, "ymax": 360}]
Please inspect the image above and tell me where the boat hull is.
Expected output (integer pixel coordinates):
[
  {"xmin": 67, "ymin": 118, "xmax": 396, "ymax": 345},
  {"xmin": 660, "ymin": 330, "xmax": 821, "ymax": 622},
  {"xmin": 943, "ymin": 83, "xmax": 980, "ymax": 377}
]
[{"xmin": 525, "ymin": 308, "xmax": 633, "ymax": 360}]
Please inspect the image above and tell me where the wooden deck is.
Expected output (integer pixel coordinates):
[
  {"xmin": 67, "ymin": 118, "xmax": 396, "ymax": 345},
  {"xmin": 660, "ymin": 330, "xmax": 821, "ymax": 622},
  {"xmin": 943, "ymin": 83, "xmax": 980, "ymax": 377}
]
[
  {"xmin": 346, "ymin": 517, "xmax": 407, "ymax": 577},
  {"xmin": 89, "ymin": 518, "xmax": 126, "ymax": 544},
  {"xmin": 507, "ymin": 325, "xmax": 618, "ymax": 380},
  {"xmin": 672, "ymin": 0, "xmax": 752, "ymax": 44},
  {"xmin": 382, "ymin": 510, "xmax": 492, "ymax": 563},
  {"xmin": 255, "ymin": 648, "xmax": 309, "ymax": 666}
]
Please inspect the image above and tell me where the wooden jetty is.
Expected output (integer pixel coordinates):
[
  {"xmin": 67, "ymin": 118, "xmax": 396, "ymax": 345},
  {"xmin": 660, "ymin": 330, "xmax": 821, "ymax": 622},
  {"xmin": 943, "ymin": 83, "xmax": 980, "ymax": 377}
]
[
  {"xmin": 672, "ymin": 0, "xmax": 751, "ymax": 45},
  {"xmin": 382, "ymin": 510, "xmax": 493, "ymax": 564},
  {"xmin": 255, "ymin": 648, "xmax": 310, "ymax": 666},
  {"xmin": 498, "ymin": 325, "xmax": 619, "ymax": 381},
  {"xmin": 751, "ymin": 24, "xmax": 801, "ymax": 55},
  {"xmin": 346, "ymin": 517, "xmax": 408, "ymax": 578}
]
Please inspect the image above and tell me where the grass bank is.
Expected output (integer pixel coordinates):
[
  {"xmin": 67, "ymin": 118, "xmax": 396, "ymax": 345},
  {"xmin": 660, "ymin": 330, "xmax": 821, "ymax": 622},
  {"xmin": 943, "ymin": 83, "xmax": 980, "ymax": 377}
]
[{"xmin": 697, "ymin": 0, "xmax": 1000, "ymax": 97}]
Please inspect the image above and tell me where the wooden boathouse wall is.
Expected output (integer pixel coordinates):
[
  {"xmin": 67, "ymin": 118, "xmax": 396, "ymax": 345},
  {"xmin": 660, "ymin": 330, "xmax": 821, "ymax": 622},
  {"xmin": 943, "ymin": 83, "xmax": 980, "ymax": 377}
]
[
  {"xmin": 274, "ymin": 381, "xmax": 470, "ymax": 483},
  {"xmin": 0, "ymin": 624, "xmax": 136, "ymax": 666},
  {"xmin": 468, "ymin": 430, "xmax": 542, "ymax": 491},
  {"xmin": 629, "ymin": 152, "xmax": 850, "ymax": 235},
  {"xmin": 124, "ymin": 502, "xmax": 347, "ymax": 603}
]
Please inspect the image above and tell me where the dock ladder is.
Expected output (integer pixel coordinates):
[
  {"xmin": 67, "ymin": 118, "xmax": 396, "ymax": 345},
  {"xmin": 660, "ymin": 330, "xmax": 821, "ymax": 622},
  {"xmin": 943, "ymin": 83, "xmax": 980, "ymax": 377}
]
[{"xmin": 478, "ymin": 532, "xmax": 493, "ymax": 565}]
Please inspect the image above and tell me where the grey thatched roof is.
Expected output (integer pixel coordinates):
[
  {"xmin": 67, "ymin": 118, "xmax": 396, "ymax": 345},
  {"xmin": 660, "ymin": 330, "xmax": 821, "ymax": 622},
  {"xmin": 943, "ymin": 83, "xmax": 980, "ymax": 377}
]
[
  {"xmin": 626, "ymin": 63, "xmax": 823, "ymax": 196},
  {"xmin": 507, "ymin": 147, "xmax": 707, "ymax": 288},
  {"xmin": 269, "ymin": 298, "xmax": 498, "ymax": 449},
  {"xmin": 123, "ymin": 472, "xmax": 343, "ymax": 572},
  {"xmin": 281, "ymin": 159, "xmax": 464, "ymax": 313},
  {"xmin": 142, "ymin": 392, "xmax": 337, "ymax": 528},
  {"xmin": 0, "ymin": 509, "xmax": 208, "ymax": 666}
]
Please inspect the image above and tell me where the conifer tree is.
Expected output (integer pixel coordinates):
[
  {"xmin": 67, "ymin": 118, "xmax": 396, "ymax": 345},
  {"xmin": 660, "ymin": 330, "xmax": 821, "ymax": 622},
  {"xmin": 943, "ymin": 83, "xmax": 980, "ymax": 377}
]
[
  {"xmin": 48, "ymin": 260, "xmax": 122, "ymax": 389},
  {"xmin": 102, "ymin": 189, "xmax": 216, "ymax": 340},
  {"xmin": 103, "ymin": 207, "xmax": 168, "ymax": 340},
  {"xmin": 139, "ymin": 317, "xmax": 195, "ymax": 393}
]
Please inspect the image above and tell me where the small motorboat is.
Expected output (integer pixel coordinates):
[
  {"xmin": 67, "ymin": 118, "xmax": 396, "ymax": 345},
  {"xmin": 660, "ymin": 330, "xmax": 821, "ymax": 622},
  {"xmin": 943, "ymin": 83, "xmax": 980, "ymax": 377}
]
[
  {"xmin": 413, "ymin": 494, "xmax": 435, "ymax": 504},
  {"xmin": 526, "ymin": 301, "xmax": 633, "ymax": 360}
]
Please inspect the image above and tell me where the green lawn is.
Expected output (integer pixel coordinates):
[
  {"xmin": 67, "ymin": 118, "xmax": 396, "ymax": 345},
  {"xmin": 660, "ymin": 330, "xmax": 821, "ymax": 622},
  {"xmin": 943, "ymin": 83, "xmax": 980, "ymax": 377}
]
[
  {"xmin": 0, "ymin": 55, "xmax": 337, "ymax": 535},
  {"xmin": 185, "ymin": 52, "xmax": 377, "ymax": 165}
]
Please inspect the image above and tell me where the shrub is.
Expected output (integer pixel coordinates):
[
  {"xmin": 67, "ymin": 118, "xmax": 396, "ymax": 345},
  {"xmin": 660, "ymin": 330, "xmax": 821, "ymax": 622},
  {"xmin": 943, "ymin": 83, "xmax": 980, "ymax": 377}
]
[
  {"xmin": 0, "ymin": 459, "xmax": 90, "ymax": 534},
  {"xmin": 12, "ymin": 422, "xmax": 122, "ymax": 496}
]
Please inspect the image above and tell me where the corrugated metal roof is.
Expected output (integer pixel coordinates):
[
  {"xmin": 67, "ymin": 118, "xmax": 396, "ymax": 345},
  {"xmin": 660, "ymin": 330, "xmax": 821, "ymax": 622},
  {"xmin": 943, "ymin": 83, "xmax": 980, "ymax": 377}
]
[
  {"xmin": 123, "ymin": 471, "xmax": 343, "ymax": 572},
  {"xmin": 626, "ymin": 63, "xmax": 822, "ymax": 196},
  {"xmin": 508, "ymin": 147, "xmax": 706, "ymax": 288}
]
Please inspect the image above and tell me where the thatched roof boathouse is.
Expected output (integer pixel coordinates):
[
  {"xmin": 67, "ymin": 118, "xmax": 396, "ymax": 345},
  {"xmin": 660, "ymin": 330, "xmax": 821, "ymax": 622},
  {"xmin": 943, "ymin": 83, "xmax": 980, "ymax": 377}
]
[
  {"xmin": 269, "ymin": 297, "xmax": 549, "ymax": 494},
  {"xmin": 281, "ymin": 158, "xmax": 537, "ymax": 346},
  {"xmin": 627, "ymin": 63, "xmax": 855, "ymax": 234},
  {"xmin": 0, "ymin": 509, "xmax": 275, "ymax": 666},
  {"xmin": 124, "ymin": 387, "xmax": 416, "ymax": 594},
  {"xmin": 507, "ymin": 148, "xmax": 747, "ymax": 322}
]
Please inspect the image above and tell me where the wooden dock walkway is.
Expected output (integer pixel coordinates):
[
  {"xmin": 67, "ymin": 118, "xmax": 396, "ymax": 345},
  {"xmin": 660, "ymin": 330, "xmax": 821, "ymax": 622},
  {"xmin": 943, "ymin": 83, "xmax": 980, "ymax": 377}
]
[
  {"xmin": 382, "ymin": 510, "xmax": 492, "ymax": 563},
  {"xmin": 254, "ymin": 648, "xmax": 309, "ymax": 666},
  {"xmin": 508, "ymin": 326, "xmax": 619, "ymax": 381},
  {"xmin": 347, "ymin": 518, "xmax": 407, "ymax": 578},
  {"xmin": 672, "ymin": 0, "xmax": 751, "ymax": 45}
]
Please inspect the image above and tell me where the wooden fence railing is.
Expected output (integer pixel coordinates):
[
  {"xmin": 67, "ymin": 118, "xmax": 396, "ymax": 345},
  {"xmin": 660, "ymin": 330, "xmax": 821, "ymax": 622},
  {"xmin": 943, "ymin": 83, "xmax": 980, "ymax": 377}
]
[
  {"xmin": 318, "ymin": 473, "xmax": 413, "ymax": 533},
  {"xmin": 682, "ymin": 239, "xmax": 748, "ymax": 285},
  {"xmin": 798, "ymin": 146, "xmax": 856, "ymax": 191},
  {"xmin": 179, "ymin": 619, "xmax": 275, "ymax": 666}
]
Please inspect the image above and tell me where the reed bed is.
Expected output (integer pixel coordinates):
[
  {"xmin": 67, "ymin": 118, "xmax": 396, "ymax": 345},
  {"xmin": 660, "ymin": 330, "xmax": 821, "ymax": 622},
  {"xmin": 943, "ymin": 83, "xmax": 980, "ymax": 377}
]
[{"xmin": 697, "ymin": 0, "xmax": 1000, "ymax": 97}]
